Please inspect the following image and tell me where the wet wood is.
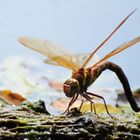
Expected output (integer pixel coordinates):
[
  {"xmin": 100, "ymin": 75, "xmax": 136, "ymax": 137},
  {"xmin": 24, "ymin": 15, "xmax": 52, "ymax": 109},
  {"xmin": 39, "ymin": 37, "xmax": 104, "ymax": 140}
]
[{"xmin": 0, "ymin": 100, "xmax": 140, "ymax": 140}]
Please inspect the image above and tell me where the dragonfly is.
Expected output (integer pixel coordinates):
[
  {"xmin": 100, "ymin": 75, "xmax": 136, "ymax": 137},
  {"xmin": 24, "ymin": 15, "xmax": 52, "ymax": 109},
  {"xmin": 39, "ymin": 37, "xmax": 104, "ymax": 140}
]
[{"xmin": 18, "ymin": 10, "xmax": 140, "ymax": 116}]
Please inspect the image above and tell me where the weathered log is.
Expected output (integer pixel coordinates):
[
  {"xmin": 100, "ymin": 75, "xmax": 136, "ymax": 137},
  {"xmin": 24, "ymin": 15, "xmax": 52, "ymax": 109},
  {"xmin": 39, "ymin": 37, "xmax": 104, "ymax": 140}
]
[{"xmin": 0, "ymin": 100, "xmax": 140, "ymax": 140}]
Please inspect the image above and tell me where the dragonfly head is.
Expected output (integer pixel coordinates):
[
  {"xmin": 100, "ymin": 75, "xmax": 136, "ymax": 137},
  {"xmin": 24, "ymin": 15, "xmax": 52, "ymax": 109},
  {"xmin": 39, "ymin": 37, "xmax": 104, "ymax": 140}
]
[{"xmin": 63, "ymin": 78, "xmax": 80, "ymax": 98}]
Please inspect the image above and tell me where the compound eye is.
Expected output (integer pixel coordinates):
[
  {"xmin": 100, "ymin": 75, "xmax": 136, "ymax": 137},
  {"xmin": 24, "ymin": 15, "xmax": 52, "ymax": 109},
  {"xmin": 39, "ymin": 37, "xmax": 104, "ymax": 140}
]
[
  {"xmin": 63, "ymin": 79, "xmax": 79, "ymax": 98},
  {"xmin": 63, "ymin": 80, "xmax": 73, "ymax": 97}
]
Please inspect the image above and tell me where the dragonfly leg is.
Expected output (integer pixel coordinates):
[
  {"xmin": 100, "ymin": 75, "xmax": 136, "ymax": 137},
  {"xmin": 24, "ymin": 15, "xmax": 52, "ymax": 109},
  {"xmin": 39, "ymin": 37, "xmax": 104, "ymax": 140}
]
[
  {"xmin": 85, "ymin": 91, "xmax": 113, "ymax": 117},
  {"xmin": 82, "ymin": 93, "xmax": 97, "ymax": 115},
  {"xmin": 78, "ymin": 95, "xmax": 84, "ymax": 112},
  {"xmin": 63, "ymin": 93, "xmax": 79, "ymax": 114},
  {"xmin": 90, "ymin": 98, "xmax": 95, "ymax": 113}
]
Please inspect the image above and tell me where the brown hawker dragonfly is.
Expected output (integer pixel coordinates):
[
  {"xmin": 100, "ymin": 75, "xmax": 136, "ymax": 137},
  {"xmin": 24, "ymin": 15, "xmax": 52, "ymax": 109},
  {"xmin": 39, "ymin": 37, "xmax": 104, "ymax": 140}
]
[{"xmin": 18, "ymin": 10, "xmax": 140, "ymax": 116}]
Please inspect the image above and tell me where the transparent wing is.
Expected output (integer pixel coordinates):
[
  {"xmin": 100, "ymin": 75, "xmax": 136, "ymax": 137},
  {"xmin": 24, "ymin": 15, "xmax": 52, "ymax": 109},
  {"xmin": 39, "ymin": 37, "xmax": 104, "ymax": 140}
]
[
  {"xmin": 81, "ymin": 9, "xmax": 136, "ymax": 68},
  {"xmin": 90, "ymin": 36, "xmax": 140, "ymax": 68},
  {"xmin": 44, "ymin": 53, "xmax": 99, "ymax": 67},
  {"xmin": 18, "ymin": 37, "xmax": 80, "ymax": 71}
]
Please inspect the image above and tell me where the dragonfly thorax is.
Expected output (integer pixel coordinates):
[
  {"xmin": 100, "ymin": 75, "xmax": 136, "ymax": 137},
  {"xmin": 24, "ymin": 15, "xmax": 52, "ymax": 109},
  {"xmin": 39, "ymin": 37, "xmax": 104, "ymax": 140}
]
[{"xmin": 63, "ymin": 78, "xmax": 80, "ymax": 98}]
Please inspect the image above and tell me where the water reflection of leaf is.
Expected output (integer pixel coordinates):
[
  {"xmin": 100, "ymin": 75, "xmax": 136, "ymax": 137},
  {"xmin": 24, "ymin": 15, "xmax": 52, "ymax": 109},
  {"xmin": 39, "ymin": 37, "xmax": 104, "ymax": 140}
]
[{"xmin": 80, "ymin": 103, "xmax": 122, "ymax": 114}]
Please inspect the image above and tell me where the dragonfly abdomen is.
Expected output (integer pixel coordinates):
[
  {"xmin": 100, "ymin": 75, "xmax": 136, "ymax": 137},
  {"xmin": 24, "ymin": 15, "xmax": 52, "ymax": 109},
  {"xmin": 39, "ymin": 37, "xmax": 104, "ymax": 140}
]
[{"xmin": 94, "ymin": 61, "xmax": 140, "ymax": 112}]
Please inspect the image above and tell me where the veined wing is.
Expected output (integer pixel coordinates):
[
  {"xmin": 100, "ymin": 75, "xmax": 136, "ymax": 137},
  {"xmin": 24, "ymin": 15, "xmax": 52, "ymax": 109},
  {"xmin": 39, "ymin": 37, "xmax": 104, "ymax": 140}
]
[
  {"xmin": 90, "ymin": 36, "xmax": 140, "ymax": 68},
  {"xmin": 81, "ymin": 9, "xmax": 136, "ymax": 68},
  {"xmin": 45, "ymin": 53, "xmax": 99, "ymax": 67},
  {"xmin": 18, "ymin": 37, "xmax": 80, "ymax": 71}
]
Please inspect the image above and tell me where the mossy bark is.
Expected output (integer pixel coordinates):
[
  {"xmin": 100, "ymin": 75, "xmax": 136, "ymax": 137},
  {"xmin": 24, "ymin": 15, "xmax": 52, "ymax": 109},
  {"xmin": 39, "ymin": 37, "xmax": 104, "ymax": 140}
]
[{"xmin": 0, "ymin": 100, "xmax": 140, "ymax": 140}]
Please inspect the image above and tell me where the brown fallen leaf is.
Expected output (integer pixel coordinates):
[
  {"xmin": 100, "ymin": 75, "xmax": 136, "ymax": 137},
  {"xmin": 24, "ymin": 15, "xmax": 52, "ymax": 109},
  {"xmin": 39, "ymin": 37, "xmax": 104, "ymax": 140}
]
[
  {"xmin": 48, "ymin": 81, "xmax": 63, "ymax": 92},
  {"xmin": 41, "ymin": 76, "xmax": 63, "ymax": 92},
  {"xmin": 0, "ymin": 90, "xmax": 26, "ymax": 105}
]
